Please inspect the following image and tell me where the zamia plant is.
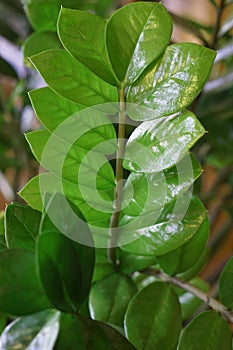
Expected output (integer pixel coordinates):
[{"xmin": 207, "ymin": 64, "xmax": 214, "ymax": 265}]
[{"xmin": 0, "ymin": 2, "xmax": 233, "ymax": 350}]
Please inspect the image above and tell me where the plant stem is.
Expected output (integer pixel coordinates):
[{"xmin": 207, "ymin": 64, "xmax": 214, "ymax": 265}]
[
  {"xmin": 210, "ymin": 0, "xmax": 225, "ymax": 50},
  {"xmin": 108, "ymin": 88, "xmax": 126, "ymax": 267},
  {"xmin": 143, "ymin": 268, "xmax": 233, "ymax": 324}
]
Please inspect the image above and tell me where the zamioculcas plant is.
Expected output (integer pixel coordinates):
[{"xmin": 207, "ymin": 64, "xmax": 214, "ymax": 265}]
[{"xmin": 0, "ymin": 2, "xmax": 233, "ymax": 350}]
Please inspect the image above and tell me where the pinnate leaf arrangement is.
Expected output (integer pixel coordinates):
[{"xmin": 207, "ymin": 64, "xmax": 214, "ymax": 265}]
[{"xmin": 0, "ymin": 2, "xmax": 233, "ymax": 350}]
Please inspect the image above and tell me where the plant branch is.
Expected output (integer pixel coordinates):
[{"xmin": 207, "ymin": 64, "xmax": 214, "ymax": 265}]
[
  {"xmin": 108, "ymin": 88, "xmax": 126, "ymax": 267},
  {"xmin": 143, "ymin": 268, "xmax": 233, "ymax": 324},
  {"xmin": 210, "ymin": 0, "xmax": 225, "ymax": 50}
]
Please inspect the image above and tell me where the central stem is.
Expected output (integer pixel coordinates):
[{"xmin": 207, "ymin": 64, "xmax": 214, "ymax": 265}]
[{"xmin": 108, "ymin": 88, "xmax": 126, "ymax": 267}]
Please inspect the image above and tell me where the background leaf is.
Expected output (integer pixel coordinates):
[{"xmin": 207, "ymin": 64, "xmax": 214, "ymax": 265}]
[
  {"xmin": 125, "ymin": 281, "xmax": 182, "ymax": 350},
  {"xmin": 25, "ymin": 0, "xmax": 60, "ymax": 31},
  {"xmin": 89, "ymin": 273, "xmax": 137, "ymax": 327},
  {"xmin": 177, "ymin": 310, "xmax": 232, "ymax": 350},
  {"xmin": 219, "ymin": 256, "xmax": 233, "ymax": 309}
]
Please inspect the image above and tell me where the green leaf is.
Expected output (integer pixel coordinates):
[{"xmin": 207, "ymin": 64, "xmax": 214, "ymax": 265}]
[
  {"xmin": 127, "ymin": 43, "xmax": 216, "ymax": 119},
  {"xmin": 30, "ymin": 50, "xmax": 118, "ymax": 106},
  {"xmin": 29, "ymin": 87, "xmax": 84, "ymax": 131},
  {"xmin": 23, "ymin": 31, "xmax": 62, "ymax": 66},
  {"xmin": 0, "ymin": 310, "xmax": 60, "ymax": 349},
  {"xmin": 175, "ymin": 277, "xmax": 209, "ymax": 320},
  {"xmin": 208, "ymin": 0, "xmax": 217, "ymax": 6},
  {"xmin": 157, "ymin": 217, "xmax": 209, "ymax": 275},
  {"xmin": 92, "ymin": 249, "xmax": 113, "ymax": 282},
  {"xmin": 26, "ymin": 1, "xmax": 60, "ymax": 31},
  {"xmin": 121, "ymin": 154, "xmax": 202, "ymax": 224},
  {"xmin": 119, "ymin": 251, "xmax": 157, "ymax": 274},
  {"xmin": 89, "ymin": 273, "xmax": 137, "ymax": 327},
  {"xmin": 120, "ymin": 195, "xmax": 207, "ymax": 256},
  {"xmin": 54, "ymin": 314, "xmax": 136, "ymax": 350},
  {"xmin": 125, "ymin": 281, "xmax": 182, "ymax": 350},
  {"xmin": 106, "ymin": 2, "xmax": 172, "ymax": 85},
  {"xmin": 177, "ymin": 310, "xmax": 232, "ymax": 350},
  {"xmin": 219, "ymin": 256, "xmax": 233, "ymax": 309},
  {"xmin": 123, "ymin": 110, "xmax": 205, "ymax": 173},
  {"xmin": 0, "ymin": 58, "xmax": 17, "ymax": 78},
  {"xmin": 5, "ymin": 203, "xmax": 41, "ymax": 251},
  {"xmin": 0, "ymin": 249, "xmax": 50, "ymax": 315},
  {"xmin": 37, "ymin": 194, "xmax": 95, "ymax": 313},
  {"xmin": 177, "ymin": 247, "xmax": 209, "ymax": 281},
  {"xmin": 58, "ymin": 8, "xmax": 117, "ymax": 85}
]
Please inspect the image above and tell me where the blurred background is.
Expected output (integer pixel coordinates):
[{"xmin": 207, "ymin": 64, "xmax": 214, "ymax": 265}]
[{"xmin": 0, "ymin": 0, "xmax": 232, "ymax": 307}]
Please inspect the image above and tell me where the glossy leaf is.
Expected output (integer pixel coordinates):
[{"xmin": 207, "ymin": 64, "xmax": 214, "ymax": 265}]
[
  {"xmin": 127, "ymin": 43, "xmax": 216, "ymax": 120},
  {"xmin": 121, "ymin": 154, "xmax": 202, "ymax": 224},
  {"xmin": 157, "ymin": 217, "xmax": 209, "ymax": 275},
  {"xmin": 219, "ymin": 256, "xmax": 233, "ymax": 309},
  {"xmin": 30, "ymin": 50, "xmax": 118, "ymax": 106},
  {"xmin": 0, "ymin": 310, "xmax": 60, "ymax": 350},
  {"xmin": 177, "ymin": 247, "xmax": 209, "ymax": 281},
  {"xmin": 125, "ymin": 282, "xmax": 182, "ymax": 350},
  {"xmin": 37, "ymin": 195, "xmax": 95, "ymax": 313},
  {"xmin": 89, "ymin": 273, "xmax": 137, "ymax": 327},
  {"xmin": 119, "ymin": 251, "xmax": 157, "ymax": 274},
  {"xmin": 120, "ymin": 195, "xmax": 207, "ymax": 256},
  {"xmin": 176, "ymin": 277, "xmax": 209, "ymax": 320},
  {"xmin": 106, "ymin": 2, "xmax": 172, "ymax": 85},
  {"xmin": 5, "ymin": 203, "xmax": 41, "ymax": 251},
  {"xmin": 23, "ymin": 32, "xmax": 62, "ymax": 65},
  {"xmin": 123, "ymin": 110, "xmax": 205, "ymax": 172},
  {"xmin": 177, "ymin": 311, "xmax": 232, "ymax": 350},
  {"xmin": 26, "ymin": 1, "xmax": 60, "ymax": 32},
  {"xmin": 54, "ymin": 314, "xmax": 136, "ymax": 350},
  {"xmin": 58, "ymin": 8, "xmax": 116, "ymax": 85},
  {"xmin": 0, "ymin": 249, "xmax": 50, "ymax": 315}
]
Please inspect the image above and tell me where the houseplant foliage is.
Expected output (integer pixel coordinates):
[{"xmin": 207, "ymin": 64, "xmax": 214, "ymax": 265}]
[{"xmin": 0, "ymin": 2, "xmax": 233, "ymax": 349}]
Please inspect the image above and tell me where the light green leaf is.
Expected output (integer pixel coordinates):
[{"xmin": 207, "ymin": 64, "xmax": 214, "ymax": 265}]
[
  {"xmin": 106, "ymin": 2, "xmax": 172, "ymax": 85},
  {"xmin": 177, "ymin": 311, "xmax": 232, "ymax": 350},
  {"xmin": 127, "ymin": 43, "xmax": 216, "ymax": 120},
  {"xmin": 0, "ymin": 310, "xmax": 60, "ymax": 350},
  {"xmin": 23, "ymin": 32, "xmax": 62, "ymax": 66},
  {"xmin": 26, "ymin": 1, "xmax": 60, "ymax": 31},
  {"xmin": 30, "ymin": 50, "xmax": 118, "ymax": 106},
  {"xmin": 119, "ymin": 195, "xmax": 207, "ymax": 256},
  {"xmin": 121, "ymin": 154, "xmax": 202, "ymax": 224},
  {"xmin": 219, "ymin": 256, "xmax": 233, "ymax": 309},
  {"xmin": 0, "ymin": 249, "xmax": 50, "ymax": 315},
  {"xmin": 123, "ymin": 110, "xmax": 205, "ymax": 172},
  {"xmin": 89, "ymin": 273, "xmax": 137, "ymax": 327},
  {"xmin": 58, "ymin": 8, "xmax": 117, "ymax": 85},
  {"xmin": 125, "ymin": 282, "xmax": 182, "ymax": 350},
  {"xmin": 37, "ymin": 194, "xmax": 95, "ymax": 313},
  {"xmin": 176, "ymin": 277, "xmax": 209, "ymax": 320},
  {"xmin": 54, "ymin": 314, "xmax": 136, "ymax": 350},
  {"xmin": 157, "ymin": 217, "xmax": 209, "ymax": 275},
  {"xmin": 29, "ymin": 87, "xmax": 84, "ymax": 131},
  {"xmin": 5, "ymin": 203, "xmax": 41, "ymax": 251}
]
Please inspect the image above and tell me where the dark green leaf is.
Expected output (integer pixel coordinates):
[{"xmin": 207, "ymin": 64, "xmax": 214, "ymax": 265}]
[
  {"xmin": 125, "ymin": 281, "xmax": 182, "ymax": 350},
  {"xmin": 106, "ymin": 2, "xmax": 172, "ymax": 85},
  {"xmin": 0, "ymin": 249, "xmax": 50, "ymax": 315},
  {"xmin": 177, "ymin": 311, "xmax": 232, "ymax": 350},
  {"xmin": 0, "ymin": 58, "xmax": 17, "ymax": 78},
  {"xmin": 127, "ymin": 43, "xmax": 216, "ymax": 119},
  {"xmin": 0, "ymin": 310, "xmax": 60, "ymax": 349},
  {"xmin": 5, "ymin": 203, "xmax": 41, "ymax": 251},
  {"xmin": 89, "ymin": 273, "xmax": 137, "ymax": 327},
  {"xmin": 219, "ymin": 256, "xmax": 233, "ymax": 309},
  {"xmin": 26, "ymin": 1, "xmax": 60, "ymax": 31},
  {"xmin": 23, "ymin": 32, "xmax": 62, "ymax": 66},
  {"xmin": 92, "ymin": 249, "xmax": 113, "ymax": 282},
  {"xmin": 58, "ymin": 8, "xmax": 117, "ymax": 85},
  {"xmin": 177, "ymin": 247, "xmax": 209, "ymax": 281},
  {"xmin": 157, "ymin": 217, "xmax": 209, "ymax": 275},
  {"xmin": 119, "ymin": 196, "xmax": 207, "ymax": 256},
  {"xmin": 37, "ymin": 194, "xmax": 95, "ymax": 313},
  {"xmin": 119, "ymin": 251, "xmax": 157, "ymax": 274},
  {"xmin": 54, "ymin": 314, "xmax": 136, "ymax": 350},
  {"xmin": 123, "ymin": 110, "xmax": 205, "ymax": 172},
  {"xmin": 30, "ymin": 50, "xmax": 118, "ymax": 106}
]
